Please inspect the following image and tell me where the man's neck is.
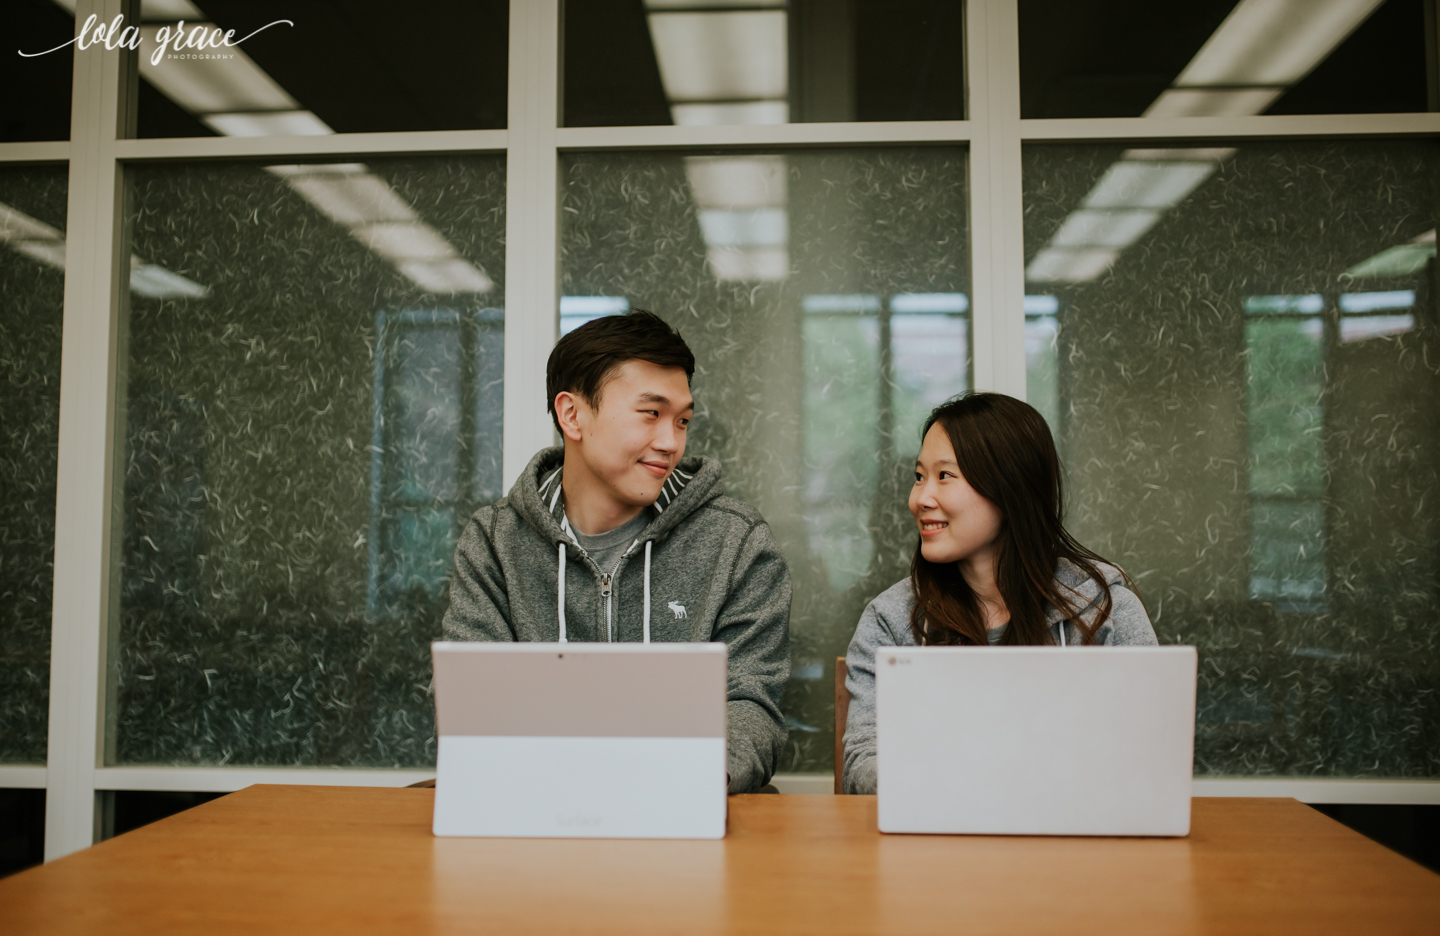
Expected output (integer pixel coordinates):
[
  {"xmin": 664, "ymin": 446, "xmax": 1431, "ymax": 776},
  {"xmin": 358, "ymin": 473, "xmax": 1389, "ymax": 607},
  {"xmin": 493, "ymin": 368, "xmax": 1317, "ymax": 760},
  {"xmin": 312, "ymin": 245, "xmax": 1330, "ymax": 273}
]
[{"xmin": 559, "ymin": 449, "xmax": 645, "ymax": 536}]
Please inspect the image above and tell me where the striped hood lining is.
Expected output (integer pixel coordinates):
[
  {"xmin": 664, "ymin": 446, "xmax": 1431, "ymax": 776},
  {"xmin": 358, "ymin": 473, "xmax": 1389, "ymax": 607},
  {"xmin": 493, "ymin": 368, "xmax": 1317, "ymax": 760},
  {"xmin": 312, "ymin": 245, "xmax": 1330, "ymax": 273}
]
[{"xmin": 536, "ymin": 462, "xmax": 698, "ymax": 535}]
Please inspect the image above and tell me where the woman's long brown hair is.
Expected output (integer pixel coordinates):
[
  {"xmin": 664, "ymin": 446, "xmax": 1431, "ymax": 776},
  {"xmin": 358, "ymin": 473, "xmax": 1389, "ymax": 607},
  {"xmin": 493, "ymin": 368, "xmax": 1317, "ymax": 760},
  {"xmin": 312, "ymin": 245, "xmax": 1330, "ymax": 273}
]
[{"xmin": 909, "ymin": 393, "xmax": 1130, "ymax": 646}]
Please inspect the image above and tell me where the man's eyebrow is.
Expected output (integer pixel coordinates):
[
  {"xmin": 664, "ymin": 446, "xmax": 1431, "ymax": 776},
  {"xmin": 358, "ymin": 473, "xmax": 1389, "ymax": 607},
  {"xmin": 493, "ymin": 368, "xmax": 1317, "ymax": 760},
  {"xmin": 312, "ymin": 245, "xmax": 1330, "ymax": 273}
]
[{"xmin": 638, "ymin": 392, "xmax": 695, "ymax": 410}]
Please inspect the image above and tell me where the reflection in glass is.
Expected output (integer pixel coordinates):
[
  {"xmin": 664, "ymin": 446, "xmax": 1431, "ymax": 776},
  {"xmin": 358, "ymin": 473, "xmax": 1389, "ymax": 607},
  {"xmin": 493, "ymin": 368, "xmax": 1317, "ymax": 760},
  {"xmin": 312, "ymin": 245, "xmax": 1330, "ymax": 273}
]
[
  {"xmin": 1023, "ymin": 141, "xmax": 1440, "ymax": 778},
  {"xmin": 565, "ymin": 0, "xmax": 965, "ymax": 127},
  {"xmin": 1019, "ymin": 0, "xmax": 1428, "ymax": 119},
  {"xmin": 0, "ymin": 167, "xmax": 67, "ymax": 763},
  {"xmin": 561, "ymin": 148, "xmax": 968, "ymax": 768},
  {"xmin": 4, "ymin": 1, "xmax": 73, "ymax": 142},
  {"xmin": 114, "ymin": 156, "xmax": 505, "ymax": 767},
  {"xmin": 121, "ymin": 0, "xmax": 508, "ymax": 138}
]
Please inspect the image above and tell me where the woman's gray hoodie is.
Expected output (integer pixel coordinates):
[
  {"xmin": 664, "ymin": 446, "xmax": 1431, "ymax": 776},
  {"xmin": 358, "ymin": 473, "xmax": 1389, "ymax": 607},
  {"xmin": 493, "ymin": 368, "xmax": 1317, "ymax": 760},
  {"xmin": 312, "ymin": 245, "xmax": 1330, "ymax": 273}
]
[
  {"xmin": 841, "ymin": 560, "xmax": 1157, "ymax": 795},
  {"xmin": 442, "ymin": 446, "xmax": 791, "ymax": 794}
]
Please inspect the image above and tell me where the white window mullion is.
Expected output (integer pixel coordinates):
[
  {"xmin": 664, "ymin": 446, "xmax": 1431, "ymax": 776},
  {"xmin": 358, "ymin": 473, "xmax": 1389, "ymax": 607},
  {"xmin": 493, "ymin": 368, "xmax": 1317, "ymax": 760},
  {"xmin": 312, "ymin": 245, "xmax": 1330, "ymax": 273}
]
[
  {"xmin": 967, "ymin": 0, "xmax": 1027, "ymax": 399},
  {"xmin": 45, "ymin": 0, "xmax": 133, "ymax": 861},
  {"xmin": 502, "ymin": 0, "xmax": 562, "ymax": 490}
]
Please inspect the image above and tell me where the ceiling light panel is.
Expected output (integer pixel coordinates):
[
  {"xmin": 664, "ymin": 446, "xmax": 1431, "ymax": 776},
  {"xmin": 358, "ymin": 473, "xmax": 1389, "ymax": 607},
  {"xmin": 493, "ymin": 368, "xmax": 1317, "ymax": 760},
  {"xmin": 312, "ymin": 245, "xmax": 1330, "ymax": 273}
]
[
  {"xmin": 396, "ymin": 258, "xmax": 493, "ymax": 294},
  {"xmin": 684, "ymin": 157, "xmax": 786, "ymax": 209},
  {"xmin": 1050, "ymin": 209, "xmax": 1162, "ymax": 249},
  {"xmin": 1340, "ymin": 314, "xmax": 1413, "ymax": 343},
  {"xmin": 890, "ymin": 293, "xmax": 969, "ymax": 314},
  {"xmin": 647, "ymin": 11, "xmax": 787, "ymax": 102},
  {"xmin": 283, "ymin": 174, "xmax": 420, "ymax": 226},
  {"xmin": 1175, "ymin": 0, "xmax": 1385, "ymax": 88},
  {"xmin": 698, "ymin": 209, "xmax": 788, "ymax": 248},
  {"xmin": 672, "ymin": 101, "xmax": 789, "ymax": 126},
  {"xmin": 707, "ymin": 247, "xmax": 789, "ymax": 282},
  {"xmin": 138, "ymin": 25, "xmax": 298, "ymax": 113},
  {"xmin": 1143, "ymin": 88, "xmax": 1283, "ymax": 118},
  {"xmin": 645, "ymin": 0, "xmax": 784, "ymax": 7},
  {"xmin": 1082, "ymin": 162, "xmax": 1216, "ymax": 210},
  {"xmin": 354, "ymin": 222, "xmax": 458, "ymax": 262},
  {"xmin": 1338, "ymin": 290, "xmax": 1416, "ymax": 313},
  {"xmin": 130, "ymin": 263, "xmax": 211, "ymax": 299},
  {"xmin": 12, "ymin": 241, "xmax": 67, "ymax": 269},
  {"xmin": 203, "ymin": 111, "xmax": 334, "ymax": 137},
  {"xmin": 1026, "ymin": 248, "xmax": 1119, "ymax": 283},
  {"xmin": 0, "ymin": 202, "xmax": 62, "ymax": 241},
  {"xmin": 1121, "ymin": 148, "xmax": 1238, "ymax": 163}
]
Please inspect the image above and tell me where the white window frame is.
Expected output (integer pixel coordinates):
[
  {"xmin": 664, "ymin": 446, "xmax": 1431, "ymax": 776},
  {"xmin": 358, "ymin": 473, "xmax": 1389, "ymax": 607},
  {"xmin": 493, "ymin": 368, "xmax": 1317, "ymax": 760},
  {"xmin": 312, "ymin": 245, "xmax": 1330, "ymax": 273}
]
[{"xmin": 0, "ymin": 0, "xmax": 1436, "ymax": 861}]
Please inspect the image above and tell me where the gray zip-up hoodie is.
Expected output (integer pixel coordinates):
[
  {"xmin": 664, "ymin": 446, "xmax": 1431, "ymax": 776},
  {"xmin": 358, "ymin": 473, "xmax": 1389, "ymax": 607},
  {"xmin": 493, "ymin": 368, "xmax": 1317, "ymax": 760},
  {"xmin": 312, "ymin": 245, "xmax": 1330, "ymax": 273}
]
[
  {"xmin": 442, "ymin": 446, "xmax": 792, "ymax": 793},
  {"xmin": 842, "ymin": 560, "xmax": 1157, "ymax": 795}
]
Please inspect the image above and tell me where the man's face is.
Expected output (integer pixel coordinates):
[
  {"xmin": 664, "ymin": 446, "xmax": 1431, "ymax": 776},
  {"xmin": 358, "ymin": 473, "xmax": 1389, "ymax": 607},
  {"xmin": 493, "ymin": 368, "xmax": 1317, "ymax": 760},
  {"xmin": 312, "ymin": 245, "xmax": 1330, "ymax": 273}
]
[{"xmin": 565, "ymin": 360, "xmax": 693, "ymax": 508}]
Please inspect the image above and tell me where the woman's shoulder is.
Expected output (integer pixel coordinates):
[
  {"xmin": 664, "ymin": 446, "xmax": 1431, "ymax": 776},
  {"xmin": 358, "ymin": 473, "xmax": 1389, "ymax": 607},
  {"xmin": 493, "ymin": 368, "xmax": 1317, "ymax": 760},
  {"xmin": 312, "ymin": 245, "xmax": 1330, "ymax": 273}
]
[
  {"xmin": 1051, "ymin": 558, "xmax": 1156, "ymax": 644},
  {"xmin": 854, "ymin": 579, "xmax": 918, "ymax": 648}
]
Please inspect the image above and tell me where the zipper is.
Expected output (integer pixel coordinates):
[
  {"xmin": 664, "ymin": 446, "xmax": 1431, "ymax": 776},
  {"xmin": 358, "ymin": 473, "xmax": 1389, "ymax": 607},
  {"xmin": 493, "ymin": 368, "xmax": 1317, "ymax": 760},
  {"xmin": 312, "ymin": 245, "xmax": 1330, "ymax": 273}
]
[{"xmin": 598, "ymin": 554, "xmax": 624, "ymax": 642}]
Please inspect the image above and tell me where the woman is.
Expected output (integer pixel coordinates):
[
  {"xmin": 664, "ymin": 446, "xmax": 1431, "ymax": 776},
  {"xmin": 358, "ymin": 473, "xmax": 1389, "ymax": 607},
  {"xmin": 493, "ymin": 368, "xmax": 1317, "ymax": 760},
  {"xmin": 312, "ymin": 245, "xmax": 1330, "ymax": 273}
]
[{"xmin": 841, "ymin": 392, "xmax": 1157, "ymax": 794}]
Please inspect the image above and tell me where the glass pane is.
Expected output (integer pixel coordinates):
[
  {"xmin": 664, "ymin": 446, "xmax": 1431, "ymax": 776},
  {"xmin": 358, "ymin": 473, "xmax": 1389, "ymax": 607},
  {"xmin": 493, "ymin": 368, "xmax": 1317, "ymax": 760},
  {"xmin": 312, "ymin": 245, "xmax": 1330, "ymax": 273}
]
[
  {"xmin": 0, "ymin": 166, "xmax": 67, "ymax": 764},
  {"xmin": 114, "ymin": 155, "xmax": 505, "ymax": 767},
  {"xmin": 560, "ymin": 148, "xmax": 969, "ymax": 771},
  {"xmin": 564, "ymin": 0, "xmax": 965, "ymax": 127},
  {"xmin": 1023, "ymin": 140, "xmax": 1440, "ymax": 778},
  {"xmin": 6, "ymin": 1, "xmax": 73, "ymax": 141},
  {"xmin": 132, "ymin": 1, "xmax": 508, "ymax": 138},
  {"xmin": 1019, "ymin": 0, "xmax": 1431, "ymax": 119}
]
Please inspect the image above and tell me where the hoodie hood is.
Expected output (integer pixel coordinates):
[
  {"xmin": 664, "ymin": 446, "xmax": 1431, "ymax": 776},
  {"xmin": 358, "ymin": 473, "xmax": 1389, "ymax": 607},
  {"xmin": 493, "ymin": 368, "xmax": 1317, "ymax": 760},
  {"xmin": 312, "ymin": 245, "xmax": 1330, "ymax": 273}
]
[
  {"xmin": 1046, "ymin": 558, "xmax": 1128, "ymax": 626},
  {"xmin": 509, "ymin": 446, "xmax": 725, "ymax": 549}
]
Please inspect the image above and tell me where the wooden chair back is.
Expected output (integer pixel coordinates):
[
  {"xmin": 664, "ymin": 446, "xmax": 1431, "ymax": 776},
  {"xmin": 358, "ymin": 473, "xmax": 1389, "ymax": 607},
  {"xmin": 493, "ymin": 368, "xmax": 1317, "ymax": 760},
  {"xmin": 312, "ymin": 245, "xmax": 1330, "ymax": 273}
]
[{"xmin": 833, "ymin": 656, "xmax": 850, "ymax": 794}]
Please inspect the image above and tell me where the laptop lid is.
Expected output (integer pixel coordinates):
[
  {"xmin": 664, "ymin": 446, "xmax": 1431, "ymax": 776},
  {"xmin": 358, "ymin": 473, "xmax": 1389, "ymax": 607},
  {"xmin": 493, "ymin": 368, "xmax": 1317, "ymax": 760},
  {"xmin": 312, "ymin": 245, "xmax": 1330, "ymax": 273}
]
[
  {"xmin": 876, "ymin": 646, "xmax": 1197, "ymax": 836},
  {"xmin": 431, "ymin": 642, "xmax": 728, "ymax": 839}
]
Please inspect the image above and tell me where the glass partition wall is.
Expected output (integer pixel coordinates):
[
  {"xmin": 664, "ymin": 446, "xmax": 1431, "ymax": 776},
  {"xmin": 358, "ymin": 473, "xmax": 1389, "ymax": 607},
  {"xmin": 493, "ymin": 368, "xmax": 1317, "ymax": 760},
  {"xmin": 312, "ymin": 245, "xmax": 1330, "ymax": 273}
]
[{"xmin": 3, "ymin": 0, "xmax": 1438, "ymax": 861}]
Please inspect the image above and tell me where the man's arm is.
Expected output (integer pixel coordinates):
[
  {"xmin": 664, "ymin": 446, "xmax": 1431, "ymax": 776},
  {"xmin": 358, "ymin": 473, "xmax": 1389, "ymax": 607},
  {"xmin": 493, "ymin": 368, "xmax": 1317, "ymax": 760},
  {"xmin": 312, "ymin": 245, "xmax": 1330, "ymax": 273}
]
[
  {"xmin": 713, "ymin": 521, "xmax": 791, "ymax": 794},
  {"xmin": 441, "ymin": 510, "xmax": 516, "ymax": 642}
]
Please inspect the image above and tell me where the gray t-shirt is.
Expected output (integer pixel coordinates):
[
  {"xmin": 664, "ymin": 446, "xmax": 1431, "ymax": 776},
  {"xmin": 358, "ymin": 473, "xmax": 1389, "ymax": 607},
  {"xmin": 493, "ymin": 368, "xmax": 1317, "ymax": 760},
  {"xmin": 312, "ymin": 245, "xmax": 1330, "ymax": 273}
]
[
  {"xmin": 568, "ymin": 509, "xmax": 650, "ymax": 574},
  {"xmin": 987, "ymin": 624, "xmax": 1007, "ymax": 644}
]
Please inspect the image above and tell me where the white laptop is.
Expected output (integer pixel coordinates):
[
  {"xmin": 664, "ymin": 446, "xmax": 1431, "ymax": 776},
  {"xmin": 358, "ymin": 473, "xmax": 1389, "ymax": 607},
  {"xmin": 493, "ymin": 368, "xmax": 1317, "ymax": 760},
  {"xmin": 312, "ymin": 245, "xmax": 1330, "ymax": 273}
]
[
  {"xmin": 876, "ymin": 646, "xmax": 1197, "ymax": 836},
  {"xmin": 430, "ymin": 641, "xmax": 728, "ymax": 839}
]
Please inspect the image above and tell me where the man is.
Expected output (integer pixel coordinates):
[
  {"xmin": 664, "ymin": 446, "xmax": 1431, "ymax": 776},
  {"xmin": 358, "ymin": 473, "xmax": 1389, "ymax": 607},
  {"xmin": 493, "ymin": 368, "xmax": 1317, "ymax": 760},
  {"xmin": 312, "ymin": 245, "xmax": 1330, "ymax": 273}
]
[{"xmin": 442, "ymin": 310, "xmax": 791, "ymax": 793}]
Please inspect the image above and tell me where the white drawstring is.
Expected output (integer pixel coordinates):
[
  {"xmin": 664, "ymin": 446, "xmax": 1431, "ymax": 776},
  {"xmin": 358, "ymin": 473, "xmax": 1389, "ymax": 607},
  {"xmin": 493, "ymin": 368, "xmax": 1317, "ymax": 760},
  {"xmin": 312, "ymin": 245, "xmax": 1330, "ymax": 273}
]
[
  {"xmin": 642, "ymin": 541, "xmax": 652, "ymax": 644},
  {"xmin": 1059, "ymin": 620, "xmax": 1066, "ymax": 647},
  {"xmin": 557, "ymin": 541, "xmax": 567, "ymax": 643}
]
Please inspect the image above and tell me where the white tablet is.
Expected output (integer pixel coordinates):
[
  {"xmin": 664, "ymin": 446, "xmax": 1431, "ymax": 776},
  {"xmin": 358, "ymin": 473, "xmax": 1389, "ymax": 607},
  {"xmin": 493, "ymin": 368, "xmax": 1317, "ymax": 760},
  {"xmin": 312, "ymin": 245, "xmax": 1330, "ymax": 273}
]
[{"xmin": 431, "ymin": 641, "xmax": 728, "ymax": 839}]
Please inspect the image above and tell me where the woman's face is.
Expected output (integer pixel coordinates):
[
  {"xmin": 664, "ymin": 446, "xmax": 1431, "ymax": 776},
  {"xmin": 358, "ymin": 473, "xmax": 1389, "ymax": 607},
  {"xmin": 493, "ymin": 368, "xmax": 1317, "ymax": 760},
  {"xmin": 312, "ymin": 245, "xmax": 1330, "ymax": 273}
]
[{"xmin": 909, "ymin": 422, "xmax": 1003, "ymax": 566}]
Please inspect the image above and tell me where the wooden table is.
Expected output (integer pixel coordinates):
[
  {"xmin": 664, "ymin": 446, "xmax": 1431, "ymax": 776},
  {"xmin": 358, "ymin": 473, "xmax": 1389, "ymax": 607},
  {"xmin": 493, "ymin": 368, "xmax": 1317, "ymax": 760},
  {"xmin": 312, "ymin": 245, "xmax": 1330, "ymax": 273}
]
[{"xmin": 3, "ymin": 786, "xmax": 1437, "ymax": 934}]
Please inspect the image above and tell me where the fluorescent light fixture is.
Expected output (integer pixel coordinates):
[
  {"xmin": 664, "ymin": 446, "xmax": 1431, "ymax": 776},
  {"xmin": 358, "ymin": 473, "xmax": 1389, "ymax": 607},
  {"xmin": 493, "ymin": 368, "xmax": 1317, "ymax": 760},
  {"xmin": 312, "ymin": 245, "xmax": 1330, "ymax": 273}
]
[
  {"xmin": 560, "ymin": 296, "xmax": 630, "ymax": 316},
  {"xmin": 1121, "ymin": 148, "xmax": 1238, "ymax": 162},
  {"xmin": 52, "ymin": 0, "xmax": 208, "ymax": 18},
  {"xmin": 647, "ymin": 11, "xmax": 787, "ymax": 102},
  {"xmin": 1338, "ymin": 290, "xmax": 1415, "ymax": 313},
  {"xmin": 265, "ymin": 163, "xmax": 368, "ymax": 176},
  {"xmin": 1025, "ymin": 248, "xmax": 1119, "ymax": 284},
  {"xmin": 130, "ymin": 262, "xmax": 210, "ymax": 299},
  {"xmin": 394, "ymin": 259, "xmax": 493, "ymax": 294},
  {"xmin": 12, "ymin": 240, "xmax": 67, "ymax": 268},
  {"xmin": 801, "ymin": 294, "xmax": 882, "ymax": 314},
  {"xmin": 684, "ymin": 157, "xmax": 786, "ymax": 209},
  {"xmin": 203, "ymin": 111, "xmax": 334, "ymax": 137},
  {"xmin": 0, "ymin": 202, "xmax": 62, "ymax": 241},
  {"xmin": 1143, "ymin": 88, "xmax": 1282, "ymax": 118},
  {"xmin": 1050, "ymin": 209, "xmax": 1162, "ymax": 249},
  {"xmin": 672, "ymin": 101, "xmax": 789, "ymax": 126},
  {"xmin": 698, "ymin": 208, "xmax": 787, "ymax": 248},
  {"xmin": 1243, "ymin": 294, "xmax": 1325, "ymax": 314},
  {"xmin": 890, "ymin": 293, "xmax": 968, "ymax": 314},
  {"xmin": 138, "ymin": 25, "xmax": 298, "ymax": 113},
  {"xmin": 282, "ymin": 173, "xmax": 419, "ymax": 226},
  {"xmin": 1340, "ymin": 314, "xmax": 1413, "ymax": 343},
  {"xmin": 353, "ymin": 222, "xmax": 457, "ymax": 262},
  {"xmin": 707, "ymin": 247, "xmax": 788, "ymax": 281},
  {"xmin": 1024, "ymin": 294, "xmax": 1060, "ymax": 316},
  {"xmin": 1082, "ymin": 162, "xmax": 1216, "ymax": 210},
  {"xmin": 645, "ymin": 0, "xmax": 785, "ymax": 8},
  {"xmin": 1344, "ymin": 230, "xmax": 1437, "ymax": 279},
  {"xmin": 1174, "ymin": 0, "xmax": 1384, "ymax": 87}
]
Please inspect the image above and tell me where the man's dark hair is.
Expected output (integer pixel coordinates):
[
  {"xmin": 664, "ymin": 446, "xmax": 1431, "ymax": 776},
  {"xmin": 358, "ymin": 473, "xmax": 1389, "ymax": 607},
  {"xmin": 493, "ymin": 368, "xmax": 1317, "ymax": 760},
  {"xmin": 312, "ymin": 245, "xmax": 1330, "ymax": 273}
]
[{"xmin": 546, "ymin": 309, "xmax": 695, "ymax": 430}]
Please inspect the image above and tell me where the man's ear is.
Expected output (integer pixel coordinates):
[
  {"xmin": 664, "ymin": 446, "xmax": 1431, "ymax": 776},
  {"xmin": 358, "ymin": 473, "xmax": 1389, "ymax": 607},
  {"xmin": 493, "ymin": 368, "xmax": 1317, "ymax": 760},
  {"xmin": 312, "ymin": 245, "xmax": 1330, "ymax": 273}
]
[{"xmin": 554, "ymin": 391, "xmax": 588, "ymax": 443}]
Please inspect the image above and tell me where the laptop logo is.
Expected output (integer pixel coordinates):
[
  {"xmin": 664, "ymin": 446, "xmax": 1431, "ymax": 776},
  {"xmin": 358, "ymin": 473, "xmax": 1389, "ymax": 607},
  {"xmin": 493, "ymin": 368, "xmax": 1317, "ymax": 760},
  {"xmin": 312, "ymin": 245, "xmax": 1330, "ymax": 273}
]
[{"xmin": 668, "ymin": 601, "xmax": 687, "ymax": 619}]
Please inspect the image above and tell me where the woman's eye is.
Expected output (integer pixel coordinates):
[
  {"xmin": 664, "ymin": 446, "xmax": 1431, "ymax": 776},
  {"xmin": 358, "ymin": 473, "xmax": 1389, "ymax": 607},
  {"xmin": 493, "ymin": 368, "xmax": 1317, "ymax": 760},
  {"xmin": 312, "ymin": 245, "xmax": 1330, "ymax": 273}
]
[{"xmin": 914, "ymin": 473, "xmax": 923, "ymax": 483}]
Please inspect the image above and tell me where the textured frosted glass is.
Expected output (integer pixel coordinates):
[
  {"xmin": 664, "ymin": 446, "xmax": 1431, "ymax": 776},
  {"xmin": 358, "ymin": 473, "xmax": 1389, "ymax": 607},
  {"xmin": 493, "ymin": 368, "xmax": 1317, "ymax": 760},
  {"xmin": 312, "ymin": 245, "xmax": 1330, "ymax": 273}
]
[
  {"xmin": 114, "ymin": 157, "xmax": 505, "ymax": 767},
  {"xmin": 1024, "ymin": 141, "xmax": 1440, "ymax": 777},
  {"xmin": 0, "ymin": 166, "xmax": 66, "ymax": 764},
  {"xmin": 560, "ymin": 148, "xmax": 969, "ymax": 772}
]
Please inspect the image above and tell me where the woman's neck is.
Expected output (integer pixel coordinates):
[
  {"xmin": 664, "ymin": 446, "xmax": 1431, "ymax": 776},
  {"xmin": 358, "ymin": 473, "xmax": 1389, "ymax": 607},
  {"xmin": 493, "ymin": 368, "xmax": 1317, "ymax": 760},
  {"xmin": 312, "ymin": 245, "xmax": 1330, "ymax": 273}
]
[{"xmin": 959, "ymin": 547, "xmax": 1009, "ymax": 630}]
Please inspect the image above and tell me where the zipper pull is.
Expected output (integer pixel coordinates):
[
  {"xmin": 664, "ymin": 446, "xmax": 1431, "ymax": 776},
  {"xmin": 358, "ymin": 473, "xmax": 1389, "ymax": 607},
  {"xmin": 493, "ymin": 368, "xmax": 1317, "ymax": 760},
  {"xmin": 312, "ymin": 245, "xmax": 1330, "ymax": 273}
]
[{"xmin": 600, "ymin": 573, "xmax": 612, "ymax": 598}]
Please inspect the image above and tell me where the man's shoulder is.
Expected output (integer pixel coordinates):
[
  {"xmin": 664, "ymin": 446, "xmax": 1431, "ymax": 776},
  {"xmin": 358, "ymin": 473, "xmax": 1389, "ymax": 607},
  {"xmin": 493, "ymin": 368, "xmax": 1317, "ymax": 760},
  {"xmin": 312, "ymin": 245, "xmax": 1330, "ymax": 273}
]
[{"xmin": 697, "ymin": 493, "xmax": 766, "ymax": 527}]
